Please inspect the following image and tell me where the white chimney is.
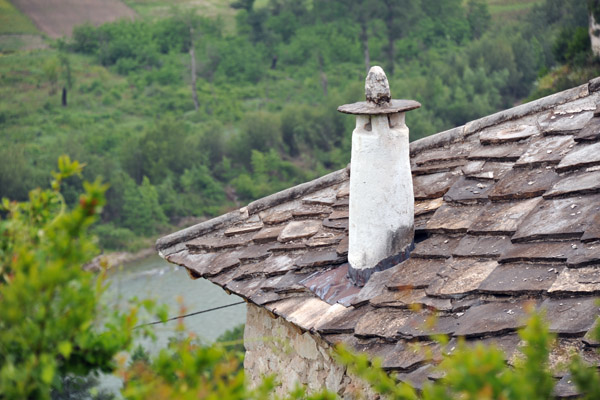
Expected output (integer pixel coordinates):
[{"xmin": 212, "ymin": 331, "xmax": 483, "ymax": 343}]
[{"xmin": 338, "ymin": 66, "xmax": 420, "ymax": 285}]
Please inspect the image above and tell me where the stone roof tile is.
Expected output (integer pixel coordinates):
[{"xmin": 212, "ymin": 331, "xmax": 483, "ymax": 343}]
[
  {"xmin": 514, "ymin": 135, "xmax": 575, "ymax": 167},
  {"xmin": 488, "ymin": 168, "xmax": 559, "ymax": 201},
  {"xmin": 556, "ymin": 141, "xmax": 600, "ymax": 172}
]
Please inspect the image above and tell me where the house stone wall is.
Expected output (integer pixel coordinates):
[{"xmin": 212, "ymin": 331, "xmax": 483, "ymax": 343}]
[{"xmin": 243, "ymin": 303, "xmax": 378, "ymax": 399}]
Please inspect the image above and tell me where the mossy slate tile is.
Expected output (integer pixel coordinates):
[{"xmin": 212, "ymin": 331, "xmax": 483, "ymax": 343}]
[
  {"xmin": 477, "ymin": 263, "xmax": 562, "ymax": 294},
  {"xmin": 538, "ymin": 110, "xmax": 593, "ymax": 135},
  {"xmin": 386, "ymin": 258, "xmax": 447, "ymax": 291},
  {"xmin": 512, "ymin": 195, "xmax": 600, "ymax": 242},
  {"xmin": 426, "ymin": 259, "xmax": 497, "ymax": 297},
  {"xmin": 443, "ymin": 177, "xmax": 493, "ymax": 204},
  {"xmin": 488, "ymin": 168, "xmax": 559, "ymax": 201},
  {"xmin": 556, "ymin": 141, "xmax": 600, "ymax": 172},
  {"xmin": 426, "ymin": 204, "xmax": 484, "ymax": 233},
  {"xmin": 544, "ymin": 170, "xmax": 600, "ymax": 199},
  {"xmin": 540, "ymin": 297, "xmax": 600, "ymax": 336},
  {"xmin": 468, "ymin": 197, "xmax": 541, "ymax": 235},
  {"xmin": 452, "ymin": 235, "xmax": 511, "ymax": 259},
  {"xmin": 514, "ymin": 135, "xmax": 574, "ymax": 167},
  {"xmin": 452, "ymin": 301, "xmax": 530, "ymax": 338},
  {"xmin": 411, "ymin": 234, "xmax": 460, "ymax": 259},
  {"xmin": 548, "ymin": 267, "xmax": 600, "ymax": 295}
]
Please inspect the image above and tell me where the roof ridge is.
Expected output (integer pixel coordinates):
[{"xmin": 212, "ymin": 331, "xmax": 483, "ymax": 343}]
[{"xmin": 156, "ymin": 78, "xmax": 597, "ymax": 252}]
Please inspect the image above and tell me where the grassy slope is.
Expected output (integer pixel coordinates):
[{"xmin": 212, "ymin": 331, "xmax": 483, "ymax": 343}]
[
  {"xmin": 485, "ymin": 0, "xmax": 543, "ymax": 21},
  {"xmin": 0, "ymin": 0, "xmax": 38, "ymax": 34}
]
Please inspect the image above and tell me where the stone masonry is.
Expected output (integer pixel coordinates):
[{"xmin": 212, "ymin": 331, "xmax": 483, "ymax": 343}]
[{"xmin": 244, "ymin": 304, "xmax": 377, "ymax": 399}]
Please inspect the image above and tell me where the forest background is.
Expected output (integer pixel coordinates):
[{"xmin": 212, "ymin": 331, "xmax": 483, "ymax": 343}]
[{"xmin": 0, "ymin": 0, "xmax": 597, "ymax": 252}]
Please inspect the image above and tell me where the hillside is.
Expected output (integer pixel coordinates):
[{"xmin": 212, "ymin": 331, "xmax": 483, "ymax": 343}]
[{"xmin": 0, "ymin": 0, "xmax": 596, "ymax": 251}]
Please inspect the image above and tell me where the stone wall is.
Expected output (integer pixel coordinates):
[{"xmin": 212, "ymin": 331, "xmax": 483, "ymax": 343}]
[{"xmin": 243, "ymin": 303, "xmax": 377, "ymax": 399}]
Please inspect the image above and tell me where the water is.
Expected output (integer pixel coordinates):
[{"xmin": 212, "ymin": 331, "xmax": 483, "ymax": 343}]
[{"xmin": 104, "ymin": 254, "xmax": 247, "ymax": 352}]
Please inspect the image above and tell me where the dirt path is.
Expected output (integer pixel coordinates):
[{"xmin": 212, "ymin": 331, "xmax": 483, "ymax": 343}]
[{"xmin": 11, "ymin": 0, "xmax": 137, "ymax": 38}]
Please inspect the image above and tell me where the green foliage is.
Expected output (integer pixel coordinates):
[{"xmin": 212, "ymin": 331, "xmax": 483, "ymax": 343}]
[
  {"xmin": 0, "ymin": 156, "xmax": 137, "ymax": 399},
  {"xmin": 215, "ymin": 323, "xmax": 246, "ymax": 354},
  {"xmin": 121, "ymin": 176, "xmax": 168, "ymax": 235}
]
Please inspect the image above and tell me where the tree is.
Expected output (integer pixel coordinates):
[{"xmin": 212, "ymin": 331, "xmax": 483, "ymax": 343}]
[{"xmin": 0, "ymin": 156, "xmax": 137, "ymax": 399}]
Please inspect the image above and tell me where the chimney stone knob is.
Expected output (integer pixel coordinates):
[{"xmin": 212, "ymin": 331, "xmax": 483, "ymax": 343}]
[{"xmin": 365, "ymin": 66, "xmax": 391, "ymax": 106}]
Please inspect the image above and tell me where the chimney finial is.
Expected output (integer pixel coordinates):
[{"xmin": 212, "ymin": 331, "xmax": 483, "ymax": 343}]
[
  {"xmin": 365, "ymin": 66, "xmax": 391, "ymax": 106},
  {"xmin": 337, "ymin": 66, "xmax": 421, "ymax": 286}
]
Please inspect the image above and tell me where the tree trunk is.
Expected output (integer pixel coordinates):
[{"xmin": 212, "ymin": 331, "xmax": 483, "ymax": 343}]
[
  {"xmin": 360, "ymin": 22, "xmax": 370, "ymax": 74},
  {"xmin": 383, "ymin": 0, "xmax": 395, "ymax": 76},
  {"xmin": 189, "ymin": 27, "xmax": 200, "ymax": 112},
  {"xmin": 589, "ymin": 12, "xmax": 600, "ymax": 58},
  {"xmin": 61, "ymin": 87, "xmax": 67, "ymax": 107}
]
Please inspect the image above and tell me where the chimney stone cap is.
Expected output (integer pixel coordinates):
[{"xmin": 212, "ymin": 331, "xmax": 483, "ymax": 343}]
[{"xmin": 338, "ymin": 66, "xmax": 421, "ymax": 115}]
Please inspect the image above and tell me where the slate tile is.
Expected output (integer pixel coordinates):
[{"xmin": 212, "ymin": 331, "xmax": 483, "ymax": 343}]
[
  {"xmin": 386, "ymin": 258, "xmax": 447, "ymax": 291},
  {"xmin": 295, "ymin": 249, "xmax": 346, "ymax": 269},
  {"xmin": 462, "ymin": 334, "xmax": 522, "ymax": 361},
  {"xmin": 548, "ymin": 267, "xmax": 600, "ymax": 295},
  {"xmin": 412, "ymin": 234, "xmax": 461, "ymax": 259},
  {"xmin": 462, "ymin": 161, "xmax": 513, "ymax": 181},
  {"xmin": 544, "ymin": 170, "xmax": 600, "ymax": 199},
  {"xmin": 336, "ymin": 182, "xmax": 349, "ymax": 198},
  {"xmin": 226, "ymin": 277, "xmax": 263, "ymax": 299},
  {"xmin": 332, "ymin": 198, "xmax": 349, "ymax": 209},
  {"xmin": 166, "ymin": 252, "xmax": 216, "ymax": 278},
  {"xmin": 488, "ymin": 168, "xmax": 559, "ymax": 201},
  {"xmin": 414, "ymin": 214, "xmax": 430, "ymax": 233},
  {"xmin": 262, "ymin": 271, "xmax": 312, "ymax": 293},
  {"xmin": 268, "ymin": 296, "xmax": 333, "ymax": 331},
  {"xmin": 468, "ymin": 197, "xmax": 541, "ymax": 235},
  {"xmin": 278, "ymin": 220, "xmax": 321, "ymax": 242},
  {"xmin": 538, "ymin": 110, "xmax": 593, "ymax": 135},
  {"xmin": 231, "ymin": 260, "xmax": 268, "ymax": 281},
  {"xmin": 314, "ymin": 304, "xmax": 371, "ymax": 334},
  {"xmin": 292, "ymin": 207, "xmax": 332, "ymax": 219},
  {"xmin": 224, "ymin": 222, "xmax": 263, "ymax": 237},
  {"xmin": 306, "ymin": 231, "xmax": 343, "ymax": 248},
  {"xmin": 252, "ymin": 226, "xmax": 284, "ymax": 243},
  {"xmin": 351, "ymin": 265, "xmax": 400, "ymax": 306},
  {"xmin": 237, "ymin": 243, "xmax": 271, "ymax": 263},
  {"xmin": 566, "ymin": 243, "xmax": 600, "ymax": 267},
  {"xmin": 452, "ymin": 235, "xmax": 511, "ymax": 259},
  {"xmin": 354, "ymin": 307, "xmax": 412, "ymax": 339},
  {"xmin": 398, "ymin": 313, "xmax": 461, "ymax": 339},
  {"xmin": 556, "ymin": 141, "xmax": 600, "ymax": 172},
  {"xmin": 499, "ymin": 241, "xmax": 574, "ymax": 264},
  {"xmin": 186, "ymin": 234, "xmax": 252, "ymax": 251},
  {"xmin": 322, "ymin": 218, "xmax": 348, "ymax": 230},
  {"xmin": 250, "ymin": 290, "xmax": 285, "ymax": 306},
  {"xmin": 336, "ymin": 235, "xmax": 349, "ymax": 256},
  {"xmin": 553, "ymin": 374, "xmax": 580, "ymax": 398},
  {"xmin": 540, "ymin": 297, "xmax": 600, "ymax": 336},
  {"xmin": 582, "ymin": 214, "xmax": 600, "ymax": 242},
  {"xmin": 426, "ymin": 204, "xmax": 484, "ymax": 233},
  {"xmin": 302, "ymin": 193, "xmax": 336, "ymax": 206},
  {"xmin": 512, "ymin": 195, "xmax": 600, "ymax": 242},
  {"xmin": 479, "ymin": 123, "xmax": 538, "ymax": 144},
  {"xmin": 583, "ymin": 320, "xmax": 600, "ymax": 347},
  {"xmin": 413, "ymin": 142, "xmax": 475, "ymax": 166},
  {"xmin": 575, "ymin": 116, "xmax": 600, "ymax": 142},
  {"xmin": 443, "ymin": 177, "xmax": 493, "ymax": 204},
  {"xmin": 478, "ymin": 263, "xmax": 562, "ymax": 294},
  {"xmin": 267, "ymin": 242, "xmax": 307, "ymax": 252},
  {"xmin": 452, "ymin": 301, "xmax": 530, "ymax": 338},
  {"xmin": 209, "ymin": 268, "xmax": 239, "ymax": 288},
  {"xmin": 204, "ymin": 251, "xmax": 242, "ymax": 277},
  {"xmin": 262, "ymin": 210, "xmax": 293, "ymax": 225},
  {"xmin": 415, "ymin": 198, "xmax": 444, "ymax": 217},
  {"xmin": 384, "ymin": 342, "xmax": 442, "ymax": 371},
  {"xmin": 255, "ymin": 254, "xmax": 296, "ymax": 277},
  {"xmin": 370, "ymin": 288, "xmax": 452, "ymax": 311},
  {"xmin": 412, "ymin": 171, "xmax": 460, "ymax": 200},
  {"xmin": 412, "ymin": 160, "xmax": 466, "ymax": 175},
  {"xmin": 395, "ymin": 365, "xmax": 435, "ymax": 389},
  {"xmin": 426, "ymin": 259, "xmax": 498, "ymax": 298},
  {"xmin": 514, "ymin": 135, "xmax": 575, "ymax": 167},
  {"xmin": 301, "ymin": 264, "xmax": 350, "ymax": 301},
  {"xmin": 328, "ymin": 210, "xmax": 349, "ymax": 220},
  {"xmin": 467, "ymin": 142, "xmax": 528, "ymax": 162}
]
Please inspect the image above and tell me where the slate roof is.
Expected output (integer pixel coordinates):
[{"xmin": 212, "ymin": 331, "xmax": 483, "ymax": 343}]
[{"xmin": 157, "ymin": 78, "xmax": 600, "ymax": 397}]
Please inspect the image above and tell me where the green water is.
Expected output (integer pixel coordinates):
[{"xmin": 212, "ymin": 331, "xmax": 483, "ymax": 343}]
[{"xmin": 104, "ymin": 254, "xmax": 247, "ymax": 352}]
